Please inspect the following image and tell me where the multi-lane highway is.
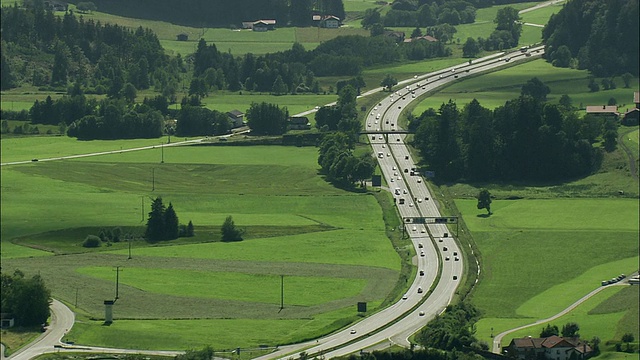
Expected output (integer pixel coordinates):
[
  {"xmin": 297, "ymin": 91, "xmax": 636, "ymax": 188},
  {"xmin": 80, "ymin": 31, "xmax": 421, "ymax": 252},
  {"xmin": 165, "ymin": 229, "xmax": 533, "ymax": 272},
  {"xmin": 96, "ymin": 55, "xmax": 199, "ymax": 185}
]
[
  {"xmin": 255, "ymin": 46, "xmax": 545, "ymax": 360},
  {"xmin": 6, "ymin": 47, "xmax": 543, "ymax": 360}
]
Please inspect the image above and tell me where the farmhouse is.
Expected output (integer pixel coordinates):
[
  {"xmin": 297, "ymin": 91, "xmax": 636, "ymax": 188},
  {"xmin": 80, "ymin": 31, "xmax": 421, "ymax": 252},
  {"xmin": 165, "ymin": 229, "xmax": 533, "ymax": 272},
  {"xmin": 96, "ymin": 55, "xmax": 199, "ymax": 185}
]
[
  {"xmin": 226, "ymin": 110, "xmax": 245, "ymax": 128},
  {"xmin": 289, "ymin": 116, "xmax": 311, "ymax": 130},
  {"xmin": 316, "ymin": 15, "xmax": 341, "ymax": 28},
  {"xmin": 385, "ymin": 30, "xmax": 405, "ymax": 43},
  {"xmin": 252, "ymin": 20, "xmax": 276, "ymax": 32},
  {"xmin": 585, "ymin": 105, "xmax": 618, "ymax": 117},
  {"xmin": 507, "ymin": 336, "xmax": 592, "ymax": 360},
  {"xmin": 44, "ymin": 1, "xmax": 67, "ymax": 11},
  {"xmin": 404, "ymin": 35, "xmax": 438, "ymax": 43}
]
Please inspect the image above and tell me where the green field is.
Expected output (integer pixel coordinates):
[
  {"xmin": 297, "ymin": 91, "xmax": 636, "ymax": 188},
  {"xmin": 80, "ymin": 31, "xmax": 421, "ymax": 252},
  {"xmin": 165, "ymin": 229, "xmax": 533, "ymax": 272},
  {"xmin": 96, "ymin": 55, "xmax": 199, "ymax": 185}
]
[
  {"xmin": 498, "ymin": 285, "xmax": 639, "ymax": 352},
  {"xmin": 453, "ymin": 197, "xmax": 639, "ymax": 346},
  {"xmin": 0, "ymin": 143, "xmax": 402, "ymax": 350},
  {"xmin": 411, "ymin": 59, "xmax": 640, "ymax": 113}
]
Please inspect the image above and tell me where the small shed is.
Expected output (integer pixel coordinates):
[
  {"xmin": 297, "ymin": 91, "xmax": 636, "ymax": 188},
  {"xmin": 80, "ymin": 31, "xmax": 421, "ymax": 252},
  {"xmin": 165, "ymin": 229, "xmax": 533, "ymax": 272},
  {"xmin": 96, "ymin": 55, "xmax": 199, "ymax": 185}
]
[
  {"xmin": 176, "ymin": 33, "xmax": 189, "ymax": 41},
  {"xmin": 1, "ymin": 313, "xmax": 15, "ymax": 329},
  {"xmin": 227, "ymin": 110, "xmax": 245, "ymax": 128},
  {"xmin": 289, "ymin": 116, "xmax": 311, "ymax": 130},
  {"xmin": 622, "ymin": 108, "xmax": 639, "ymax": 125}
]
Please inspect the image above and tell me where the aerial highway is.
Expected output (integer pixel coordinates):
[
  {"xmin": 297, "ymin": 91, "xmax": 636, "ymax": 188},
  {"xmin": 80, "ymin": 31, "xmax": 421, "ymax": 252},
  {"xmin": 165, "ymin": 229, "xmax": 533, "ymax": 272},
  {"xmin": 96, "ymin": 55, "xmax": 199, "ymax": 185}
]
[
  {"xmin": 254, "ymin": 46, "xmax": 545, "ymax": 360},
  {"xmin": 6, "ymin": 47, "xmax": 543, "ymax": 360}
]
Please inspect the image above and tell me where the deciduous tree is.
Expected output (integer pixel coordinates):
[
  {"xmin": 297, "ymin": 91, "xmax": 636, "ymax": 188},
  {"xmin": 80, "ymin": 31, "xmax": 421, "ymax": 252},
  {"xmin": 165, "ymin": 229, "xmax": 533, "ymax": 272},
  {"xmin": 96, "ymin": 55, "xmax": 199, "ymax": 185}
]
[{"xmin": 477, "ymin": 189, "xmax": 492, "ymax": 215}]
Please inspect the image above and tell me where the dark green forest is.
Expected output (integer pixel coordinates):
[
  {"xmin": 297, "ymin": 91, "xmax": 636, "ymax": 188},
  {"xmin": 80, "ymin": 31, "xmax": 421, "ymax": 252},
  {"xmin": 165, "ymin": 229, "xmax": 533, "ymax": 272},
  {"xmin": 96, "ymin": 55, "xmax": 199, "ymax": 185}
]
[
  {"xmin": 65, "ymin": 0, "xmax": 346, "ymax": 27},
  {"xmin": 410, "ymin": 82, "xmax": 615, "ymax": 182},
  {"xmin": 542, "ymin": 0, "xmax": 639, "ymax": 76}
]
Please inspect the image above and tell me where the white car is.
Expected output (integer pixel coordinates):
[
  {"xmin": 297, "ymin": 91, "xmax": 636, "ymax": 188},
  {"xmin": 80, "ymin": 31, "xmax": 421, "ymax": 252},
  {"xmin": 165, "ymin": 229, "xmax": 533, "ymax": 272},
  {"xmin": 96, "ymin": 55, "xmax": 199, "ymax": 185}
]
[
  {"xmin": 421, "ymin": 229, "xmax": 426, "ymax": 233},
  {"xmin": 417, "ymin": 178, "xmax": 422, "ymax": 183},
  {"xmin": 390, "ymin": 178, "xmax": 395, "ymax": 182},
  {"xmin": 418, "ymin": 198, "xmax": 422, "ymax": 203},
  {"xmin": 392, "ymin": 166, "xmax": 396, "ymax": 170},
  {"xmin": 412, "ymin": 226, "xmax": 417, "ymax": 231},
  {"xmin": 402, "ymin": 294, "xmax": 408, "ymax": 300},
  {"xmin": 409, "ymin": 203, "xmax": 414, "ymax": 207}
]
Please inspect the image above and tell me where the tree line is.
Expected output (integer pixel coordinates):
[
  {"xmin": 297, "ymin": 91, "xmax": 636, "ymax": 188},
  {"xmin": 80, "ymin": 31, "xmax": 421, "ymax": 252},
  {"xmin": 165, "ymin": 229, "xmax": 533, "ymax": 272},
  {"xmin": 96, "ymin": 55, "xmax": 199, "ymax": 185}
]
[
  {"xmin": 361, "ymin": 0, "xmax": 478, "ymax": 29},
  {"xmin": 187, "ymin": 32, "xmax": 448, "ymax": 98},
  {"xmin": 1, "ymin": 270, "xmax": 51, "ymax": 327},
  {"xmin": 542, "ymin": 0, "xmax": 639, "ymax": 77},
  {"xmin": 1, "ymin": 3, "xmax": 183, "ymax": 99},
  {"xmin": 316, "ymin": 85, "xmax": 376, "ymax": 187},
  {"xmin": 410, "ymin": 78, "xmax": 613, "ymax": 182},
  {"xmin": 66, "ymin": 0, "xmax": 345, "ymax": 28},
  {"xmin": 145, "ymin": 197, "xmax": 193, "ymax": 242}
]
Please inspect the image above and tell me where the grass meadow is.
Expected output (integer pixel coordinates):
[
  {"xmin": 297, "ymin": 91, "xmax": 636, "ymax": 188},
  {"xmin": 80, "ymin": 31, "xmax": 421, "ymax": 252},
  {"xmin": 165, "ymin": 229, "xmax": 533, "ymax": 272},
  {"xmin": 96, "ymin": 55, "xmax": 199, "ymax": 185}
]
[
  {"xmin": 410, "ymin": 59, "xmax": 640, "ymax": 113},
  {"xmin": 0, "ymin": 143, "xmax": 403, "ymax": 350},
  {"xmin": 453, "ymin": 197, "xmax": 639, "ymax": 346},
  {"xmin": 498, "ymin": 285, "xmax": 639, "ymax": 352}
]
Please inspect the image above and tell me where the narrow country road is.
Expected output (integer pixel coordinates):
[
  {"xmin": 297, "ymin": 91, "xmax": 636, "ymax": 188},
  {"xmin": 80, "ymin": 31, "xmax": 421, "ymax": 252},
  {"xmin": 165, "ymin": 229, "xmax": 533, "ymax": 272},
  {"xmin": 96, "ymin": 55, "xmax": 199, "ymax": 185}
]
[{"xmin": 491, "ymin": 282, "xmax": 627, "ymax": 353}]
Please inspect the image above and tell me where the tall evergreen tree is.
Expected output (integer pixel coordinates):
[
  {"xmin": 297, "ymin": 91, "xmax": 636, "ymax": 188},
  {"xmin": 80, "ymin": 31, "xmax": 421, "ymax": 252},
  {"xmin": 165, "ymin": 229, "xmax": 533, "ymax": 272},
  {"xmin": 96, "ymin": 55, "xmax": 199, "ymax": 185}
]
[
  {"xmin": 51, "ymin": 42, "xmax": 70, "ymax": 86},
  {"xmin": 145, "ymin": 197, "xmax": 166, "ymax": 242},
  {"xmin": 221, "ymin": 216, "xmax": 242, "ymax": 242},
  {"xmin": 164, "ymin": 202, "xmax": 179, "ymax": 240},
  {"xmin": 0, "ymin": 52, "xmax": 16, "ymax": 90}
]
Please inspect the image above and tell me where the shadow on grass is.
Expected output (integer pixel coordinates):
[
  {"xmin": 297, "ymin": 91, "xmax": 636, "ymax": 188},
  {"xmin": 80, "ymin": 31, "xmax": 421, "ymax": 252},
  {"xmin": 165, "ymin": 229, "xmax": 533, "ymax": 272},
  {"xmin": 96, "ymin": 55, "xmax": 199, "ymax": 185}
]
[{"xmin": 476, "ymin": 213, "xmax": 491, "ymax": 218}]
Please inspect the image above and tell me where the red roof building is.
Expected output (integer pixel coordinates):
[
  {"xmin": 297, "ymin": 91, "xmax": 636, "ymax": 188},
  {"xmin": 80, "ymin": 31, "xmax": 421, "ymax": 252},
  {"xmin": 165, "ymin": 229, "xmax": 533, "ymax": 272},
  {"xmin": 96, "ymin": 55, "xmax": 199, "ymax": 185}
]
[{"xmin": 507, "ymin": 336, "xmax": 592, "ymax": 360}]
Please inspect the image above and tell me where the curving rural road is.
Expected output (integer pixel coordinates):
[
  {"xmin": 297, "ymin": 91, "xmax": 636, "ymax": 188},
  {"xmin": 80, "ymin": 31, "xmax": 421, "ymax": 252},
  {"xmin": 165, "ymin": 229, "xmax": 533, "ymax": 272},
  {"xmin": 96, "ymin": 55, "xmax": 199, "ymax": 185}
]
[{"xmin": 491, "ymin": 282, "xmax": 628, "ymax": 354}]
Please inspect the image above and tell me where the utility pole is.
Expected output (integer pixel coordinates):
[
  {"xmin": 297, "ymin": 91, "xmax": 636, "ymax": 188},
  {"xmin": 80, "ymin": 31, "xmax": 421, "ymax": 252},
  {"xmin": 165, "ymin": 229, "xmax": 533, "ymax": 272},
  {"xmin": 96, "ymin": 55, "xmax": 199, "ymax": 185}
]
[
  {"xmin": 114, "ymin": 266, "xmax": 123, "ymax": 301},
  {"xmin": 280, "ymin": 275, "xmax": 284, "ymax": 311}
]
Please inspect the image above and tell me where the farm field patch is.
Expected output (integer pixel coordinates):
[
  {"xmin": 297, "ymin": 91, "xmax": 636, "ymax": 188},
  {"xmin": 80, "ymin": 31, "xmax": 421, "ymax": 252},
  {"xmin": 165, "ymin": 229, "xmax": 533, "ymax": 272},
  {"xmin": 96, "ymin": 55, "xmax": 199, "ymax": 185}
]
[
  {"xmin": 455, "ymin": 198, "xmax": 638, "ymax": 346},
  {"xmin": 1, "ymin": 143, "xmax": 401, "ymax": 350}
]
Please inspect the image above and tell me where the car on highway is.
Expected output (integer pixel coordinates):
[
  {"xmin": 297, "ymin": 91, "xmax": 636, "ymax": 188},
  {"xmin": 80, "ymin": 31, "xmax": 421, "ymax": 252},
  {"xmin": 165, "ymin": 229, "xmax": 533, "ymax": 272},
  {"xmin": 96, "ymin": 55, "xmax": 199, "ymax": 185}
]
[
  {"xmin": 455, "ymin": 257, "xmax": 459, "ymax": 261},
  {"xmin": 445, "ymin": 256, "xmax": 450, "ymax": 261},
  {"xmin": 418, "ymin": 243, "xmax": 423, "ymax": 248},
  {"xmin": 443, "ymin": 247, "xmax": 448, "ymax": 251},
  {"xmin": 417, "ymin": 178, "xmax": 422, "ymax": 183},
  {"xmin": 402, "ymin": 294, "xmax": 408, "ymax": 300},
  {"xmin": 420, "ymin": 251, "xmax": 425, "ymax": 257},
  {"xmin": 417, "ymin": 287, "xmax": 423, "ymax": 293},
  {"xmin": 350, "ymin": 329, "xmax": 357, "ymax": 334},
  {"xmin": 412, "ymin": 226, "xmax": 417, "ymax": 231},
  {"xmin": 419, "ymin": 311, "xmax": 425, "ymax": 316},
  {"xmin": 419, "ymin": 270, "xmax": 424, "ymax": 276}
]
